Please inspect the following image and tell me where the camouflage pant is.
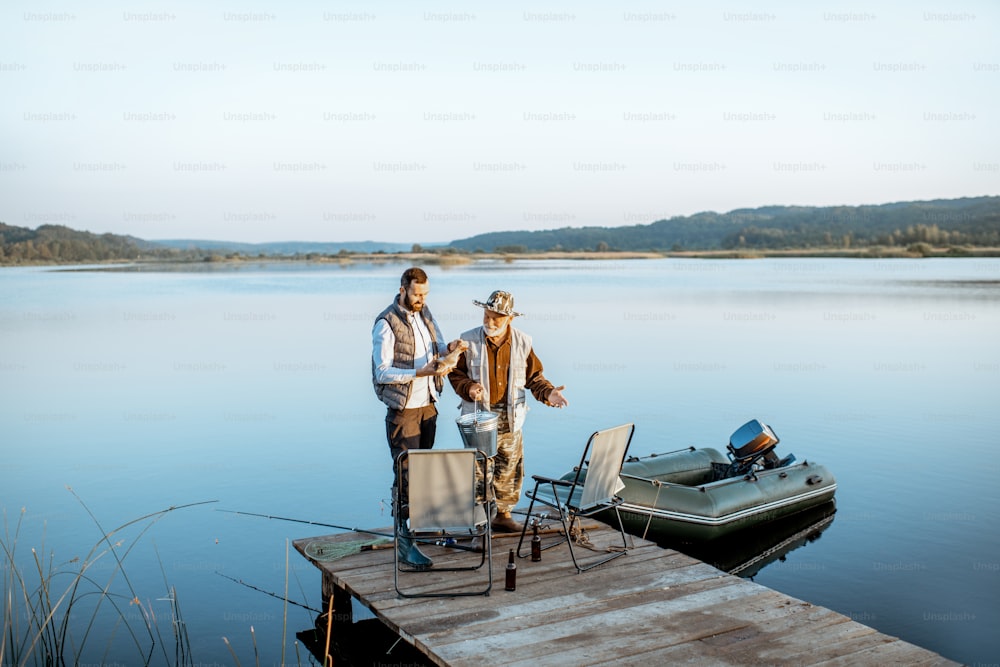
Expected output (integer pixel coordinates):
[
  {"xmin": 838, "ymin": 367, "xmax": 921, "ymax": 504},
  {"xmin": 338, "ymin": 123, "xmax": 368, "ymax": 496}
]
[{"xmin": 488, "ymin": 406, "xmax": 524, "ymax": 514}]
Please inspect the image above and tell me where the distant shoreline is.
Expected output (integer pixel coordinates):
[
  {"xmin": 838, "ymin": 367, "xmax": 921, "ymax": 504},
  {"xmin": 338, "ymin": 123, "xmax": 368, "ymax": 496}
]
[{"xmin": 5, "ymin": 245, "xmax": 1000, "ymax": 268}]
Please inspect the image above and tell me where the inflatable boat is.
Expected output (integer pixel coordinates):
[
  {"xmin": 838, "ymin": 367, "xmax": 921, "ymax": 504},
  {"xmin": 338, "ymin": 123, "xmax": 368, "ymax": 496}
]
[{"xmin": 594, "ymin": 419, "xmax": 837, "ymax": 542}]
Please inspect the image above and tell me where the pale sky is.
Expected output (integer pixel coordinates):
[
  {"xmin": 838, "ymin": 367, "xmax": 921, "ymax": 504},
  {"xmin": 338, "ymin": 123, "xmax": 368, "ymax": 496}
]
[{"xmin": 2, "ymin": 1, "xmax": 998, "ymax": 244}]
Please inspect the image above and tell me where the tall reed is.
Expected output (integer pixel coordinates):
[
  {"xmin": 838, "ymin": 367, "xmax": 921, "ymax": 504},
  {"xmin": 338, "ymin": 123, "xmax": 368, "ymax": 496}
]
[{"xmin": 1, "ymin": 490, "xmax": 214, "ymax": 666}]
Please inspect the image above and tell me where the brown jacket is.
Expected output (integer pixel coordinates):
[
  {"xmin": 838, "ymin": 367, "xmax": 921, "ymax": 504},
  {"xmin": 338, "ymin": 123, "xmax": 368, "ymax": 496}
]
[{"xmin": 449, "ymin": 326, "xmax": 554, "ymax": 408}]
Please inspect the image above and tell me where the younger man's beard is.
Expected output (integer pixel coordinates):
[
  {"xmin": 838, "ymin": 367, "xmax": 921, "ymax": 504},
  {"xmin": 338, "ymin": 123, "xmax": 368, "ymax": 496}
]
[{"xmin": 403, "ymin": 292, "xmax": 423, "ymax": 311}]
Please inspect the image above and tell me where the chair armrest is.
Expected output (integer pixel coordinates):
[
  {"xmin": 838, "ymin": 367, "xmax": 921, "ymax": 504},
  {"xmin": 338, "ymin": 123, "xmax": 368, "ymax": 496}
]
[{"xmin": 531, "ymin": 475, "xmax": 573, "ymax": 487}]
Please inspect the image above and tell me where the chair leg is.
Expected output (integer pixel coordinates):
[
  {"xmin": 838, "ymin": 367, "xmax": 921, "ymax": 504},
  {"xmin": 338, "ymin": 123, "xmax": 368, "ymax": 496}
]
[
  {"xmin": 568, "ymin": 508, "xmax": 629, "ymax": 573},
  {"xmin": 515, "ymin": 495, "xmax": 538, "ymax": 558},
  {"xmin": 516, "ymin": 489, "xmax": 570, "ymax": 559},
  {"xmin": 561, "ymin": 513, "xmax": 584, "ymax": 573},
  {"xmin": 612, "ymin": 506, "xmax": 630, "ymax": 552}
]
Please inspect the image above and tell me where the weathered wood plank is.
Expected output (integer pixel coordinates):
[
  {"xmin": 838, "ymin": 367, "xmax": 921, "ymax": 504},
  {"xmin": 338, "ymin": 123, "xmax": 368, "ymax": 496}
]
[
  {"xmin": 411, "ymin": 564, "xmax": 740, "ymax": 645},
  {"xmin": 431, "ymin": 581, "xmax": 769, "ymax": 665},
  {"xmin": 339, "ymin": 531, "xmax": 673, "ymax": 609},
  {"xmin": 389, "ymin": 544, "xmax": 707, "ymax": 626},
  {"xmin": 294, "ymin": 525, "xmax": 959, "ymax": 667},
  {"xmin": 808, "ymin": 636, "xmax": 962, "ymax": 667}
]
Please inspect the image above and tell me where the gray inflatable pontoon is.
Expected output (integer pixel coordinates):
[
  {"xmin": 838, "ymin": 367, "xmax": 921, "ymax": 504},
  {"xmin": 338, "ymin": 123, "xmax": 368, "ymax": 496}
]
[{"xmin": 588, "ymin": 419, "xmax": 837, "ymax": 542}]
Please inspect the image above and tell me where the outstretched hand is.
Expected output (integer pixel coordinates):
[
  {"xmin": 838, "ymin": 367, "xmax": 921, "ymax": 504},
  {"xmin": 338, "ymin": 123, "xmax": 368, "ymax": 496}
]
[{"xmin": 546, "ymin": 385, "xmax": 568, "ymax": 408}]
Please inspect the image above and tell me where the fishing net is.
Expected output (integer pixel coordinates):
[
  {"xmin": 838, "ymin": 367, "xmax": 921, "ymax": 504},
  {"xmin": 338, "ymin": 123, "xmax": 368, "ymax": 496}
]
[{"xmin": 304, "ymin": 538, "xmax": 393, "ymax": 562}]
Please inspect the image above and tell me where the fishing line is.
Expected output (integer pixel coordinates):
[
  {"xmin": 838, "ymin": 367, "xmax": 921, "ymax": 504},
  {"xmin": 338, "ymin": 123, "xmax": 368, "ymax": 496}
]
[{"xmin": 214, "ymin": 571, "xmax": 321, "ymax": 614}]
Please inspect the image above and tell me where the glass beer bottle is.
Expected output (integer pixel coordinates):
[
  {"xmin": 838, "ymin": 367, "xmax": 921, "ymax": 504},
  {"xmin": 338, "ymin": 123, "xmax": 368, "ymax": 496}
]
[{"xmin": 505, "ymin": 549, "xmax": 516, "ymax": 591}]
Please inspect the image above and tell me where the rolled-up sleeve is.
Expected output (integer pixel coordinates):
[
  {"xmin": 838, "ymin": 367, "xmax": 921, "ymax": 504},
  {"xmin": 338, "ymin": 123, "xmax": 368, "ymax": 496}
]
[{"xmin": 372, "ymin": 318, "xmax": 416, "ymax": 385}]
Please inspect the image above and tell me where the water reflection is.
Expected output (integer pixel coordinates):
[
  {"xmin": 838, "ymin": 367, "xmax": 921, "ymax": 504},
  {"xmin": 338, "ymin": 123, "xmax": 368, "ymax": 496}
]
[{"xmin": 652, "ymin": 501, "xmax": 838, "ymax": 580}]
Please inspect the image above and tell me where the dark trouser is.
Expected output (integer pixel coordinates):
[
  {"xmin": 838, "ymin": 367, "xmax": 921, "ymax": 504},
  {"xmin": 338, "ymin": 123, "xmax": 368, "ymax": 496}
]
[{"xmin": 386, "ymin": 404, "xmax": 437, "ymax": 521}]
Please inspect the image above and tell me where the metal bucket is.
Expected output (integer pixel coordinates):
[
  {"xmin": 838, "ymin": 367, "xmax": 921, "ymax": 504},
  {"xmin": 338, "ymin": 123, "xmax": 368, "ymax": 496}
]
[{"xmin": 456, "ymin": 411, "xmax": 499, "ymax": 457}]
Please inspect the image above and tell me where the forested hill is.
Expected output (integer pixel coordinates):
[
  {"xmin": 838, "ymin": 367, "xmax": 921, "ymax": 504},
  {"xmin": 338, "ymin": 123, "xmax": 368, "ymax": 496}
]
[
  {"xmin": 0, "ymin": 224, "xmax": 407, "ymax": 264},
  {"xmin": 447, "ymin": 196, "xmax": 1000, "ymax": 253},
  {"xmin": 0, "ymin": 223, "xmax": 148, "ymax": 263}
]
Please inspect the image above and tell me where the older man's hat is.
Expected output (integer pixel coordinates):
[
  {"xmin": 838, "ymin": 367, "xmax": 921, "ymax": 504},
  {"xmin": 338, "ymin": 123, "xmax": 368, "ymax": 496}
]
[{"xmin": 473, "ymin": 290, "xmax": 522, "ymax": 317}]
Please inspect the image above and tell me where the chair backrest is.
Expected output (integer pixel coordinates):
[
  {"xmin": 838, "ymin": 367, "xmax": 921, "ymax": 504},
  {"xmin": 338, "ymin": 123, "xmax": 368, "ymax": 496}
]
[
  {"xmin": 407, "ymin": 449, "xmax": 479, "ymax": 533},
  {"xmin": 578, "ymin": 423, "xmax": 634, "ymax": 510}
]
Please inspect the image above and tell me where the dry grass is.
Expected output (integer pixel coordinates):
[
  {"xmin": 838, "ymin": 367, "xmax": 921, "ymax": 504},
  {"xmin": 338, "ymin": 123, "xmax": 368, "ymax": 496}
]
[{"xmin": 1, "ymin": 491, "xmax": 215, "ymax": 666}]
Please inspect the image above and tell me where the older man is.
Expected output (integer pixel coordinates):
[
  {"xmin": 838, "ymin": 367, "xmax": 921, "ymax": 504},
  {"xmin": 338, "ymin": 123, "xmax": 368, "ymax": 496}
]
[{"xmin": 449, "ymin": 290, "xmax": 568, "ymax": 533}]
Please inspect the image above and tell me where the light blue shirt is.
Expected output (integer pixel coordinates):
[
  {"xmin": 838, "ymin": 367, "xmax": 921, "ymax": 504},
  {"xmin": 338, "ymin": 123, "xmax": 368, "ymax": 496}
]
[{"xmin": 372, "ymin": 307, "xmax": 440, "ymax": 408}]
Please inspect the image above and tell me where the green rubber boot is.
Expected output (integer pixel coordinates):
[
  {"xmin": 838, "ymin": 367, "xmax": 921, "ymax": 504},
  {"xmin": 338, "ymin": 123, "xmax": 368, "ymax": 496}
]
[{"xmin": 397, "ymin": 531, "xmax": 433, "ymax": 570}]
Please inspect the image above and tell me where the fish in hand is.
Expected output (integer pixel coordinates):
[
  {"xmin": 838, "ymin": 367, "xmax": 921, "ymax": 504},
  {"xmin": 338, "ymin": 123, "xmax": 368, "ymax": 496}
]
[{"xmin": 433, "ymin": 339, "xmax": 468, "ymax": 373}]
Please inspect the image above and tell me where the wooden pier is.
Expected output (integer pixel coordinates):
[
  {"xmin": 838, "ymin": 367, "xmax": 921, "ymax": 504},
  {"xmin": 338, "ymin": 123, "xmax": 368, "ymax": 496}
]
[{"xmin": 293, "ymin": 524, "xmax": 957, "ymax": 666}]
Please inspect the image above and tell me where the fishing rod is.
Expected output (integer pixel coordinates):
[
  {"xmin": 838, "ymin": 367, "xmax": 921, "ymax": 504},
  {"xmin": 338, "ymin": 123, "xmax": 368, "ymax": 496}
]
[
  {"xmin": 216, "ymin": 509, "xmax": 394, "ymax": 538},
  {"xmin": 214, "ymin": 571, "xmax": 321, "ymax": 614},
  {"xmin": 217, "ymin": 509, "xmax": 483, "ymax": 552}
]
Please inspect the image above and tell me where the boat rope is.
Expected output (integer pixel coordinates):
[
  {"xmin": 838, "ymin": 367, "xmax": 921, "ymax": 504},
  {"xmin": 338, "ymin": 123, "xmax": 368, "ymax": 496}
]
[
  {"xmin": 569, "ymin": 521, "xmax": 627, "ymax": 554},
  {"xmin": 640, "ymin": 480, "xmax": 665, "ymax": 542}
]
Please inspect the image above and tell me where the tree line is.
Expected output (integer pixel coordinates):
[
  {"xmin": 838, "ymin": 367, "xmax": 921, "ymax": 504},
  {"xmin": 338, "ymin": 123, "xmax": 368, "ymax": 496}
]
[
  {"xmin": 447, "ymin": 196, "xmax": 1000, "ymax": 253},
  {"xmin": 1, "ymin": 223, "xmax": 137, "ymax": 263},
  {"xmin": 3, "ymin": 196, "xmax": 999, "ymax": 264},
  {"xmin": 0, "ymin": 223, "xmax": 202, "ymax": 264}
]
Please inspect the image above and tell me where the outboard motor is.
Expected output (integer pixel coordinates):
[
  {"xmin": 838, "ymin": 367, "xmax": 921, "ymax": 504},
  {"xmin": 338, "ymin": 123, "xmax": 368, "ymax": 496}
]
[{"xmin": 725, "ymin": 419, "xmax": 795, "ymax": 477}]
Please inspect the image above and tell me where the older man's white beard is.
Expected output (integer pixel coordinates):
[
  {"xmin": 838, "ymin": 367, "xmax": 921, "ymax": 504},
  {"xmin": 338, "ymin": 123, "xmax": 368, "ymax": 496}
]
[{"xmin": 483, "ymin": 322, "xmax": 508, "ymax": 338}]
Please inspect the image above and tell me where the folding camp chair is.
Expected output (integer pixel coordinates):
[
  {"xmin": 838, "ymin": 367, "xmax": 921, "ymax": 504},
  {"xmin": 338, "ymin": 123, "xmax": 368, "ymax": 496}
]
[
  {"xmin": 517, "ymin": 423, "xmax": 635, "ymax": 572},
  {"xmin": 394, "ymin": 448, "xmax": 492, "ymax": 597}
]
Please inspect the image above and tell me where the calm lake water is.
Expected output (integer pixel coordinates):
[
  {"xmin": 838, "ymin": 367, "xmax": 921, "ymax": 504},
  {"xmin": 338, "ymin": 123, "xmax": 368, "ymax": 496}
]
[{"xmin": 2, "ymin": 258, "xmax": 999, "ymax": 665}]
